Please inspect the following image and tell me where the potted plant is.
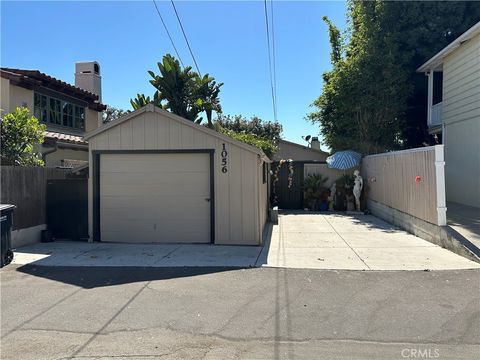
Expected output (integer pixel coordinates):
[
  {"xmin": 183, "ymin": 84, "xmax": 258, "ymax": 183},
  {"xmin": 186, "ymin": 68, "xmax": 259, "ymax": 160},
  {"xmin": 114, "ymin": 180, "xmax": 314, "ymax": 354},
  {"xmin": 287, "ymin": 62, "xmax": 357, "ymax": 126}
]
[{"xmin": 303, "ymin": 174, "xmax": 328, "ymax": 211}]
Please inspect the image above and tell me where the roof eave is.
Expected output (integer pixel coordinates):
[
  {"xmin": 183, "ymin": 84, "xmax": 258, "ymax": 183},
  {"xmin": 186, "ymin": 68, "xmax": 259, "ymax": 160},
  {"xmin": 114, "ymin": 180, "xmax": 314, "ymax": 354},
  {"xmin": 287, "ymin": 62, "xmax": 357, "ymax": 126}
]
[{"xmin": 417, "ymin": 21, "xmax": 480, "ymax": 73}]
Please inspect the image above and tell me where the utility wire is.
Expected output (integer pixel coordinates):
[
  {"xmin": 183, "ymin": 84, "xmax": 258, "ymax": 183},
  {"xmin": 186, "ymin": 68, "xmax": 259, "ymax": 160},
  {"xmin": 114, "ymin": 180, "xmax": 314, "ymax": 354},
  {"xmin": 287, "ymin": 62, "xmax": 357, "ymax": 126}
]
[
  {"xmin": 270, "ymin": 0, "xmax": 278, "ymax": 122},
  {"xmin": 170, "ymin": 0, "xmax": 201, "ymax": 76},
  {"xmin": 152, "ymin": 0, "xmax": 184, "ymax": 67},
  {"xmin": 263, "ymin": 0, "xmax": 277, "ymax": 122}
]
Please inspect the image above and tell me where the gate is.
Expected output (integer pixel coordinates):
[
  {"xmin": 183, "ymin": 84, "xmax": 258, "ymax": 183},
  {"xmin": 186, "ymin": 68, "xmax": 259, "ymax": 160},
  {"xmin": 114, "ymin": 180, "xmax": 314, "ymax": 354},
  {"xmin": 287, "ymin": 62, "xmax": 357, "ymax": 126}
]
[
  {"xmin": 46, "ymin": 179, "xmax": 88, "ymax": 241},
  {"xmin": 271, "ymin": 161, "xmax": 305, "ymax": 209}
]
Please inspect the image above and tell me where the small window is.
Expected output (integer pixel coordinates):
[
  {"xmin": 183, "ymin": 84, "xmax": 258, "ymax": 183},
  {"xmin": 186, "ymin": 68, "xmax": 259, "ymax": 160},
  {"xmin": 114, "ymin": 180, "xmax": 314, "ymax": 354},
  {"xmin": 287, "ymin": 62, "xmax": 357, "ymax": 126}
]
[
  {"xmin": 262, "ymin": 162, "xmax": 267, "ymax": 184},
  {"xmin": 49, "ymin": 98, "xmax": 62, "ymax": 125},
  {"xmin": 62, "ymin": 102, "xmax": 73, "ymax": 127},
  {"xmin": 34, "ymin": 93, "xmax": 47, "ymax": 122},
  {"xmin": 74, "ymin": 106, "xmax": 85, "ymax": 130}
]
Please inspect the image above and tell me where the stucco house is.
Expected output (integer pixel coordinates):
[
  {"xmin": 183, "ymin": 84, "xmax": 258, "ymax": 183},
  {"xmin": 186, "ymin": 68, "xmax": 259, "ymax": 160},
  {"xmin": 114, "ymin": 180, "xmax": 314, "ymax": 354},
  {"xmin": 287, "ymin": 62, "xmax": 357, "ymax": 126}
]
[
  {"xmin": 417, "ymin": 21, "xmax": 480, "ymax": 208},
  {"xmin": 0, "ymin": 62, "xmax": 106, "ymax": 168},
  {"xmin": 84, "ymin": 104, "xmax": 270, "ymax": 246}
]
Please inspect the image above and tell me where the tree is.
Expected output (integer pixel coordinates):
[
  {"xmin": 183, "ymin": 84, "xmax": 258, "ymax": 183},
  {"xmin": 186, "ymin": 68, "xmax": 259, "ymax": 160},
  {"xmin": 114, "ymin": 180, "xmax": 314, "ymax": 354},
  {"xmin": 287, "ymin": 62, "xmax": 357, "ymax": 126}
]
[
  {"xmin": 1, "ymin": 107, "xmax": 45, "ymax": 166},
  {"xmin": 195, "ymin": 74, "xmax": 223, "ymax": 128},
  {"xmin": 102, "ymin": 106, "xmax": 128, "ymax": 123},
  {"xmin": 148, "ymin": 54, "xmax": 202, "ymax": 122},
  {"xmin": 130, "ymin": 92, "xmax": 163, "ymax": 110},
  {"xmin": 308, "ymin": 1, "xmax": 410, "ymax": 154},
  {"xmin": 214, "ymin": 114, "xmax": 283, "ymax": 145},
  {"xmin": 213, "ymin": 114, "xmax": 282, "ymax": 159},
  {"xmin": 308, "ymin": 0, "xmax": 480, "ymax": 153},
  {"xmin": 131, "ymin": 54, "xmax": 223, "ymax": 125}
]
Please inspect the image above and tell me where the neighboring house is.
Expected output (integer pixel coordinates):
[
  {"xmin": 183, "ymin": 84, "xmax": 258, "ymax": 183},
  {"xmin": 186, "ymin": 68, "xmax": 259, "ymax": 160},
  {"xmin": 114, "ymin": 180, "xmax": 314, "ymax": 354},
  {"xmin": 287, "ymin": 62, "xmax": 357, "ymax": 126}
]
[
  {"xmin": 417, "ymin": 22, "xmax": 480, "ymax": 208},
  {"xmin": 273, "ymin": 137, "xmax": 329, "ymax": 162},
  {"xmin": 0, "ymin": 62, "xmax": 106, "ymax": 168},
  {"xmin": 85, "ymin": 104, "xmax": 270, "ymax": 246}
]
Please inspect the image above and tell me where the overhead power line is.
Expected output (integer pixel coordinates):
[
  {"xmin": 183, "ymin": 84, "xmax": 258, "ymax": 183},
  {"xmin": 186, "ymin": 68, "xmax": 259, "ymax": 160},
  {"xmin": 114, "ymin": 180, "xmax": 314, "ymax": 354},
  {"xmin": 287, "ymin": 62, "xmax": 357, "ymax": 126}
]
[
  {"xmin": 270, "ymin": 0, "xmax": 278, "ymax": 122},
  {"xmin": 170, "ymin": 0, "xmax": 201, "ymax": 76},
  {"xmin": 152, "ymin": 0, "xmax": 184, "ymax": 67},
  {"xmin": 263, "ymin": 0, "xmax": 277, "ymax": 122}
]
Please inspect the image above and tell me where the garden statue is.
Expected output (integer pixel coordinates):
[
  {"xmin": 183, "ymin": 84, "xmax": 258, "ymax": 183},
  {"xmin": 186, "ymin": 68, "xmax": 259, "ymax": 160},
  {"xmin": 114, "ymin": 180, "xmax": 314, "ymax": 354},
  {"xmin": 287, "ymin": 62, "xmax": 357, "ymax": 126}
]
[
  {"xmin": 328, "ymin": 182, "xmax": 336, "ymax": 211},
  {"xmin": 353, "ymin": 170, "xmax": 363, "ymax": 211}
]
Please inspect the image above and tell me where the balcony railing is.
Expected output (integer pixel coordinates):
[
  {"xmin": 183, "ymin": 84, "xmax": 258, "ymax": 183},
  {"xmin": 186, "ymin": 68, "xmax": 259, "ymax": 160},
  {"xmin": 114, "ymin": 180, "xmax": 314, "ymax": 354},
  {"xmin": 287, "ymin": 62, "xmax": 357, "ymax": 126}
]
[{"xmin": 430, "ymin": 102, "xmax": 442, "ymax": 127}]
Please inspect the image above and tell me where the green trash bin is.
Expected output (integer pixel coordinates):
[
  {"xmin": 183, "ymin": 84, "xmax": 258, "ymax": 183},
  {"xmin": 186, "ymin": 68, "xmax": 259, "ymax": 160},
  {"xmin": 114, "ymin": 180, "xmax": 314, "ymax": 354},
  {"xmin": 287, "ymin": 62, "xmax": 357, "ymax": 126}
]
[{"xmin": 1, "ymin": 204, "xmax": 15, "ymax": 267}]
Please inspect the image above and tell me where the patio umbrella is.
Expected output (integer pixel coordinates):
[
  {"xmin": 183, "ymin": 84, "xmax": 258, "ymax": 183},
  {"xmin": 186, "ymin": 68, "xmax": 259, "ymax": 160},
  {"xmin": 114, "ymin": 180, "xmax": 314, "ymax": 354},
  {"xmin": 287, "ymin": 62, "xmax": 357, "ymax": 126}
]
[{"xmin": 326, "ymin": 150, "xmax": 362, "ymax": 170}]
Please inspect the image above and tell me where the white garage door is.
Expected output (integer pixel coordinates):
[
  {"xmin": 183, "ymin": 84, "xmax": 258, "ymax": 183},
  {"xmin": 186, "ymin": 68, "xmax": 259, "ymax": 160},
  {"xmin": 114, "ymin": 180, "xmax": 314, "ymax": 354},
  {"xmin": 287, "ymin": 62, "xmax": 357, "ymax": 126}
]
[{"xmin": 100, "ymin": 153, "xmax": 211, "ymax": 243}]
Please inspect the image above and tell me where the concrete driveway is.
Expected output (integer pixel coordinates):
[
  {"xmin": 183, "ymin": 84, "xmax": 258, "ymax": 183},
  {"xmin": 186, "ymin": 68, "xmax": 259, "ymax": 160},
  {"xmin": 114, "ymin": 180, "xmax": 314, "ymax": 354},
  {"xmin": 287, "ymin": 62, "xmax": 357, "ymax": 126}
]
[
  {"xmin": 11, "ymin": 213, "xmax": 480, "ymax": 271},
  {"xmin": 261, "ymin": 213, "xmax": 480, "ymax": 270}
]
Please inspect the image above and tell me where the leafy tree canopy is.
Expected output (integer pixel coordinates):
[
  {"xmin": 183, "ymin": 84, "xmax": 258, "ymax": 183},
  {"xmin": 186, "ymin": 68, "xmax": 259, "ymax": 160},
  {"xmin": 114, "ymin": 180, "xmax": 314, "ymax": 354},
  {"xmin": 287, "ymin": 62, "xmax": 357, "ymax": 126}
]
[
  {"xmin": 131, "ymin": 54, "xmax": 223, "ymax": 127},
  {"xmin": 214, "ymin": 114, "xmax": 283, "ymax": 145},
  {"xmin": 102, "ymin": 105, "xmax": 128, "ymax": 123},
  {"xmin": 216, "ymin": 126, "xmax": 278, "ymax": 159},
  {"xmin": 1, "ymin": 107, "xmax": 45, "ymax": 166},
  {"xmin": 213, "ymin": 114, "xmax": 282, "ymax": 159},
  {"xmin": 308, "ymin": 0, "xmax": 480, "ymax": 154}
]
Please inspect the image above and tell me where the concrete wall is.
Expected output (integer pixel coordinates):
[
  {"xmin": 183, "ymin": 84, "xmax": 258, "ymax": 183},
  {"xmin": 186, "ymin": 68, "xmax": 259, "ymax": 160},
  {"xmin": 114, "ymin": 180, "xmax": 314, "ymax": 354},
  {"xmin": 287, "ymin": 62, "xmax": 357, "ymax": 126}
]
[
  {"xmin": 362, "ymin": 146, "xmax": 446, "ymax": 226},
  {"xmin": 442, "ymin": 33, "xmax": 480, "ymax": 207},
  {"xmin": 273, "ymin": 140, "xmax": 328, "ymax": 162},
  {"xmin": 88, "ymin": 107, "xmax": 269, "ymax": 245}
]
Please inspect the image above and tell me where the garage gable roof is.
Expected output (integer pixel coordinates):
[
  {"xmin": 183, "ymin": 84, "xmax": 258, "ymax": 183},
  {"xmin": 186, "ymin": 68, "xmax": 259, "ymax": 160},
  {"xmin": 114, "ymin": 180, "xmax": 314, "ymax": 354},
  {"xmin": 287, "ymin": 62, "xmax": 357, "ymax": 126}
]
[{"xmin": 84, "ymin": 104, "xmax": 271, "ymax": 161}]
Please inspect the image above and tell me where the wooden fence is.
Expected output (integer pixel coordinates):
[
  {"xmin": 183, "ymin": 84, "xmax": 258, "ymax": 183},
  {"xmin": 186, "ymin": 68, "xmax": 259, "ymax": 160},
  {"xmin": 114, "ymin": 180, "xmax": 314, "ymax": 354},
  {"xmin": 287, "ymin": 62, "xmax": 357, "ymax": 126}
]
[
  {"xmin": 361, "ymin": 145, "xmax": 446, "ymax": 225},
  {"xmin": 1, "ymin": 166, "xmax": 70, "ymax": 230}
]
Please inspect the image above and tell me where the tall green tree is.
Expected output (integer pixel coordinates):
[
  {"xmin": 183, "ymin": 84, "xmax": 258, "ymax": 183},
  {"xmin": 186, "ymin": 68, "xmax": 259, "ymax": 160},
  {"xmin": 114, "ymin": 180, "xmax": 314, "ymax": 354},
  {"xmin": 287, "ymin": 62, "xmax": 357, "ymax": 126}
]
[
  {"xmin": 309, "ymin": 1, "xmax": 410, "ymax": 154},
  {"xmin": 308, "ymin": 0, "xmax": 480, "ymax": 153},
  {"xmin": 0, "ymin": 107, "xmax": 45, "ymax": 166}
]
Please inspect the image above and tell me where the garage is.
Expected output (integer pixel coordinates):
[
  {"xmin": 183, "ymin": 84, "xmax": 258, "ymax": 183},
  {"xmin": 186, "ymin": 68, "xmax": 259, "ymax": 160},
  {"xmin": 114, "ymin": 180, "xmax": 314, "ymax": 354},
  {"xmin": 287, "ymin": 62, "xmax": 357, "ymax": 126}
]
[
  {"xmin": 100, "ymin": 152, "xmax": 212, "ymax": 244},
  {"xmin": 85, "ymin": 104, "xmax": 270, "ymax": 245}
]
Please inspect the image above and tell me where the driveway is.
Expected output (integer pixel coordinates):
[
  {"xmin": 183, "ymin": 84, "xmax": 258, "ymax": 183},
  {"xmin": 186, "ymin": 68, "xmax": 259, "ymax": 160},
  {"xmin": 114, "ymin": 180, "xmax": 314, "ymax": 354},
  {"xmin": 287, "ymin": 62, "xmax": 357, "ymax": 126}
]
[
  {"xmin": 11, "ymin": 213, "xmax": 480, "ymax": 271},
  {"xmin": 261, "ymin": 213, "xmax": 480, "ymax": 270}
]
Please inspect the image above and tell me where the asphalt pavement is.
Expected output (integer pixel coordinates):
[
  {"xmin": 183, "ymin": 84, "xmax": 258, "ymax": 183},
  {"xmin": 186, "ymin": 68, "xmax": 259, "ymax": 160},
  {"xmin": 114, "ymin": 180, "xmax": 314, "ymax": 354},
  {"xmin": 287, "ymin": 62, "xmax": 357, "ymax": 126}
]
[{"xmin": 1, "ymin": 265, "xmax": 479, "ymax": 359}]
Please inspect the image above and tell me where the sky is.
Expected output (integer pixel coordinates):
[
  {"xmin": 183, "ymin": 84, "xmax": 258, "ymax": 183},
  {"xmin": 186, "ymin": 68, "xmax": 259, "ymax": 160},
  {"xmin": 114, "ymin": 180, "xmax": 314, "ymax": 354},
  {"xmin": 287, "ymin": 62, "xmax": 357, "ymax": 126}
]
[{"xmin": 1, "ymin": 0, "xmax": 347, "ymax": 151}]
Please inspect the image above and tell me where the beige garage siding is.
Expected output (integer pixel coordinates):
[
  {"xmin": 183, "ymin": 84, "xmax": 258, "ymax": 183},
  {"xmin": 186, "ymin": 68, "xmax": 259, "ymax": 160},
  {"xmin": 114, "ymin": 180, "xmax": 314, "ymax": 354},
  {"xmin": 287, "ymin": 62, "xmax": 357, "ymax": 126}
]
[
  {"xmin": 100, "ymin": 153, "xmax": 211, "ymax": 243},
  {"xmin": 88, "ymin": 107, "xmax": 267, "ymax": 245}
]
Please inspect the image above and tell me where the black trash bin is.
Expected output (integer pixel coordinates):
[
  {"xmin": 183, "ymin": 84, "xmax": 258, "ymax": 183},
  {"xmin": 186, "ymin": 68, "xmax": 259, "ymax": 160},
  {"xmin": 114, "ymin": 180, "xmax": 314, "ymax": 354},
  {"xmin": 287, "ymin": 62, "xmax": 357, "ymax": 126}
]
[{"xmin": 1, "ymin": 204, "xmax": 16, "ymax": 268}]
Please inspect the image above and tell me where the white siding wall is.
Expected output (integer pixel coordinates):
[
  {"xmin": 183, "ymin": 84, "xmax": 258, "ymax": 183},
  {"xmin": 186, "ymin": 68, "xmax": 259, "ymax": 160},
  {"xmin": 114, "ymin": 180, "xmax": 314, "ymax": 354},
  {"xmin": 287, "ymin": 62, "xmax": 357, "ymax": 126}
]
[
  {"xmin": 88, "ymin": 110, "xmax": 266, "ymax": 245},
  {"xmin": 443, "ymin": 33, "xmax": 480, "ymax": 207}
]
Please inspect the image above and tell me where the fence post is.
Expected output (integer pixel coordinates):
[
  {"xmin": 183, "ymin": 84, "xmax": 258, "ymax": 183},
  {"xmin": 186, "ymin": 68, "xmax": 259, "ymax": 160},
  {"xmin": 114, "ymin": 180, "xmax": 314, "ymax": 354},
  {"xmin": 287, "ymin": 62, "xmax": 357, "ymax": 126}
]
[{"xmin": 434, "ymin": 145, "xmax": 447, "ymax": 226}]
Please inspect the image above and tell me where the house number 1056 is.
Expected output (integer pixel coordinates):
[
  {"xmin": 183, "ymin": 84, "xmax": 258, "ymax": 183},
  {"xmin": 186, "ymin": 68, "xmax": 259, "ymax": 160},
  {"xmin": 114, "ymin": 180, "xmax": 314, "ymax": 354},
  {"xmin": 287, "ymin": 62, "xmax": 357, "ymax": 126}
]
[{"xmin": 221, "ymin": 143, "xmax": 228, "ymax": 173}]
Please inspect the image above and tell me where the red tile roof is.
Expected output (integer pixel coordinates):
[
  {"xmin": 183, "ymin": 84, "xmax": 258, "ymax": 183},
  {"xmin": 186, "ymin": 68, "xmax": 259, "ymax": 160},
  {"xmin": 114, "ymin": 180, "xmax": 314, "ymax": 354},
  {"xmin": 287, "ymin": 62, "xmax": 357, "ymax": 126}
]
[
  {"xmin": 0, "ymin": 67, "xmax": 106, "ymax": 111},
  {"xmin": 45, "ymin": 131, "xmax": 88, "ymax": 146}
]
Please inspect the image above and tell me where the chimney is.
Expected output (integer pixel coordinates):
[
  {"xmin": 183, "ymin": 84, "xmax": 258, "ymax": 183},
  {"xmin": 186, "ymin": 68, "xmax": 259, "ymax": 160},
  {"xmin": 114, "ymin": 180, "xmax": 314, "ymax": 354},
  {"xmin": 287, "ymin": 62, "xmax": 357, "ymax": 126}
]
[
  {"xmin": 75, "ymin": 61, "xmax": 102, "ymax": 102},
  {"xmin": 311, "ymin": 137, "xmax": 320, "ymax": 150}
]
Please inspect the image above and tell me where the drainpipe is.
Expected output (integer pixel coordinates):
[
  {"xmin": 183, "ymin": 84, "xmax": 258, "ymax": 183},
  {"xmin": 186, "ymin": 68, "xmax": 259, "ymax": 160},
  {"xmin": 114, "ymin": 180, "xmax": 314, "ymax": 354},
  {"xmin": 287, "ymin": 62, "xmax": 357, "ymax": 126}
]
[{"xmin": 42, "ymin": 143, "xmax": 58, "ymax": 164}]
